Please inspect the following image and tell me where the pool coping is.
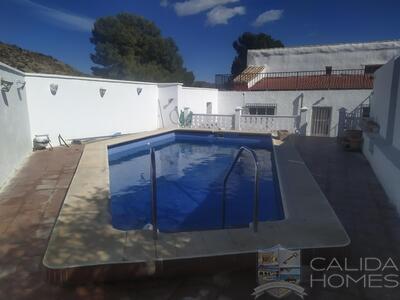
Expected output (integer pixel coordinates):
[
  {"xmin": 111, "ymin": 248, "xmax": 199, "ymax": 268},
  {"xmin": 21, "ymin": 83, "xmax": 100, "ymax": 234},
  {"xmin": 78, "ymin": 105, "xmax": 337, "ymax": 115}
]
[{"xmin": 43, "ymin": 128, "xmax": 350, "ymax": 277}]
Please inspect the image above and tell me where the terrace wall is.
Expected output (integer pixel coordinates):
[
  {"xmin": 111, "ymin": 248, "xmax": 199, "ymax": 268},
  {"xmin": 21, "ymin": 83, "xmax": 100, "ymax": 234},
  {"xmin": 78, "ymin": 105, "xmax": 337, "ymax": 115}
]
[
  {"xmin": 395, "ymin": 79, "xmax": 400, "ymax": 150},
  {"xmin": 217, "ymin": 90, "xmax": 371, "ymax": 137},
  {"xmin": 24, "ymin": 74, "xmax": 160, "ymax": 143},
  {"xmin": 0, "ymin": 63, "xmax": 32, "ymax": 188},
  {"xmin": 363, "ymin": 56, "xmax": 400, "ymax": 212},
  {"xmin": 248, "ymin": 40, "xmax": 400, "ymax": 72},
  {"xmin": 370, "ymin": 59, "xmax": 395, "ymax": 139},
  {"xmin": 157, "ymin": 84, "xmax": 181, "ymax": 128},
  {"xmin": 180, "ymin": 87, "xmax": 219, "ymax": 114}
]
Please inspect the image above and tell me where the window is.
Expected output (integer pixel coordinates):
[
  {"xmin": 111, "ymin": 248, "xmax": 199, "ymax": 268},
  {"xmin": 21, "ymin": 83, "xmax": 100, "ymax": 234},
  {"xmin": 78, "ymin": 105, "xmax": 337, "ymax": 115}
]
[
  {"xmin": 246, "ymin": 104, "xmax": 276, "ymax": 115},
  {"xmin": 266, "ymin": 105, "xmax": 276, "ymax": 115},
  {"xmin": 325, "ymin": 66, "xmax": 332, "ymax": 75},
  {"xmin": 364, "ymin": 65, "xmax": 382, "ymax": 74}
]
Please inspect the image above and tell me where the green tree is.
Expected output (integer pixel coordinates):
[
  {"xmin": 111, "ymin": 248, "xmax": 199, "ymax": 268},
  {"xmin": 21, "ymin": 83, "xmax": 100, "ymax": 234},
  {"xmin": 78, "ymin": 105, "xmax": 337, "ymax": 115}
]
[
  {"xmin": 231, "ymin": 32, "xmax": 284, "ymax": 76},
  {"xmin": 90, "ymin": 13, "xmax": 194, "ymax": 85}
]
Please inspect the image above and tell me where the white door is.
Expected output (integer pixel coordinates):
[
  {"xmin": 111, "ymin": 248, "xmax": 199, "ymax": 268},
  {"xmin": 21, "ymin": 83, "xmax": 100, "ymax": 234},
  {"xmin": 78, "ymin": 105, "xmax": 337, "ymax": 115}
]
[{"xmin": 311, "ymin": 107, "xmax": 332, "ymax": 136}]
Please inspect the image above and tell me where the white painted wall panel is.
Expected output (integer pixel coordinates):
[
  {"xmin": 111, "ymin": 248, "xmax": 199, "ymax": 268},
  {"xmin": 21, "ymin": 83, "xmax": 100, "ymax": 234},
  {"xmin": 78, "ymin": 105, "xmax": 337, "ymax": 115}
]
[
  {"xmin": 362, "ymin": 56, "xmax": 400, "ymax": 213},
  {"xmin": 157, "ymin": 84, "xmax": 180, "ymax": 128},
  {"xmin": 393, "ymin": 68, "xmax": 400, "ymax": 151},
  {"xmin": 180, "ymin": 87, "xmax": 218, "ymax": 114},
  {"xmin": 363, "ymin": 134, "xmax": 400, "ymax": 212},
  {"xmin": 370, "ymin": 59, "xmax": 394, "ymax": 138},
  {"xmin": 0, "ymin": 63, "xmax": 31, "ymax": 187},
  {"xmin": 25, "ymin": 74, "xmax": 159, "ymax": 143}
]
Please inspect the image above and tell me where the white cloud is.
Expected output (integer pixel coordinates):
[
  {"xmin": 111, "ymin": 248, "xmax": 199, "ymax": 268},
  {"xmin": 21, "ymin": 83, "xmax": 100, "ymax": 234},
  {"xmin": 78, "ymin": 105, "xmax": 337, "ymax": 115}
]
[
  {"xmin": 174, "ymin": 0, "xmax": 239, "ymax": 16},
  {"xmin": 14, "ymin": 0, "xmax": 94, "ymax": 32},
  {"xmin": 206, "ymin": 5, "xmax": 245, "ymax": 26},
  {"xmin": 160, "ymin": 0, "xmax": 169, "ymax": 7},
  {"xmin": 252, "ymin": 9, "xmax": 283, "ymax": 27}
]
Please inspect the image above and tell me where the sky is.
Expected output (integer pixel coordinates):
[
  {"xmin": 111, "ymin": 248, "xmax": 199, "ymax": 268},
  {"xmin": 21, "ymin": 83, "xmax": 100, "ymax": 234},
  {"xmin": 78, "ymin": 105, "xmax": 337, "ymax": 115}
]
[{"xmin": 0, "ymin": 0, "xmax": 399, "ymax": 82}]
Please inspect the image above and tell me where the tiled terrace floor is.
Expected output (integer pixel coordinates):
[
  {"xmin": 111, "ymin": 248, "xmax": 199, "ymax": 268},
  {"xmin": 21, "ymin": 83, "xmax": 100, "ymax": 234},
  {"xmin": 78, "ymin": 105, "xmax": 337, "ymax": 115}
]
[
  {"xmin": 0, "ymin": 137, "xmax": 399, "ymax": 299},
  {"xmin": 293, "ymin": 136, "xmax": 400, "ymax": 300},
  {"xmin": 0, "ymin": 146, "xmax": 83, "ymax": 299}
]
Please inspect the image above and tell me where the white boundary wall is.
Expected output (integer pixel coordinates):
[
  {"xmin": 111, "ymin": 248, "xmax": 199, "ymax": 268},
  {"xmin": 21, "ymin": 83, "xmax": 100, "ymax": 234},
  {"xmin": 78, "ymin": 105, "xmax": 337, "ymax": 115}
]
[
  {"xmin": 25, "ymin": 74, "xmax": 160, "ymax": 143},
  {"xmin": 395, "ymin": 78, "xmax": 400, "ymax": 151},
  {"xmin": 22, "ymin": 72, "xmax": 372, "ymax": 141},
  {"xmin": 180, "ymin": 87, "xmax": 218, "ymax": 114},
  {"xmin": 363, "ymin": 137, "xmax": 400, "ymax": 212},
  {"xmin": 363, "ymin": 56, "xmax": 400, "ymax": 212},
  {"xmin": 370, "ymin": 59, "xmax": 395, "ymax": 138},
  {"xmin": 157, "ymin": 84, "xmax": 181, "ymax": 128},
  {"xmin": 368, "ymin": 56, "xmax": 400, "ymax": 150},
  {"xmin": 0, "ymin": 63, "xmax": 31, "ymax": 187}
]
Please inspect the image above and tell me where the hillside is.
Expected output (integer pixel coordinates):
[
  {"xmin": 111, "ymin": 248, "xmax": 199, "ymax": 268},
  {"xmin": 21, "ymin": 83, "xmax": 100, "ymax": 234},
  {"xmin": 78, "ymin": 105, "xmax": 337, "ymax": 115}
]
[{"xmin": 0, "ymin": 42, "xmax": 84, "ymax": 76}]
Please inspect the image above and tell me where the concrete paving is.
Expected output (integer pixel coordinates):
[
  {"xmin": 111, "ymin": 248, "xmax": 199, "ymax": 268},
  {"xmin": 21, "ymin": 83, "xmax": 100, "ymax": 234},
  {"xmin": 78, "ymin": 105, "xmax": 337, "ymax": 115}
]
[{"xmin": 0, "ymin": 136, "xmax": 399, "ymax": 299}]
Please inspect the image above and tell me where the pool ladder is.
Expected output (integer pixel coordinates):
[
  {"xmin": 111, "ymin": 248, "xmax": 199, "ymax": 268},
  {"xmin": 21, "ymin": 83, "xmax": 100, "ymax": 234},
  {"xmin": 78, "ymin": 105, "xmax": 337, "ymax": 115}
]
[
  {"xmin": 149, "ymin": 146, "xmax": 260, "ymax": 240},
  {"xmin": 150, "ymin": 148, "xmax": 158, "ymax": 240},
  {"xmin": 222, "ymin": 146, "xmax": 260, "ymax": 233}
]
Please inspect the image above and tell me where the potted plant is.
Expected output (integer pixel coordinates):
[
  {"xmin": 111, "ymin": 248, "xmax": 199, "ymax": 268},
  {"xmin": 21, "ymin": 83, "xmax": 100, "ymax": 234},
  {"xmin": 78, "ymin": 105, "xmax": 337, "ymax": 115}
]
[{"xmin": 363, "ymin": 119, "xmax": 380, "ymax": 133}]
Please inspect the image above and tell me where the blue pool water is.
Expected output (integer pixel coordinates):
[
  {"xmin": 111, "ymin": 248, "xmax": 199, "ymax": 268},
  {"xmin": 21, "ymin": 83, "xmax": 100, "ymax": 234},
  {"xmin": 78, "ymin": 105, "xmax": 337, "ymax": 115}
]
[{"xmin": 108, "ymin": 131, "xmax": 284, "ymax": 232}]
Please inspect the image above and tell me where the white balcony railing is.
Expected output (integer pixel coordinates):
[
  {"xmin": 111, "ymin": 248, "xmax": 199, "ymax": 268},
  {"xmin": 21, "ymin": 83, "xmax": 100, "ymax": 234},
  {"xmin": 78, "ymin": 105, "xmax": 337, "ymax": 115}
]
[
  {"xmin": 190, "ymin": 114, "xmax": 234, "ymax": 130},
  {"xmin": 188, "ymin": 111, "xmax": 300, "ymax": 133},
  {"xmin": 240, "ymin": 115, "xmax": 300, "ymax": 133}
]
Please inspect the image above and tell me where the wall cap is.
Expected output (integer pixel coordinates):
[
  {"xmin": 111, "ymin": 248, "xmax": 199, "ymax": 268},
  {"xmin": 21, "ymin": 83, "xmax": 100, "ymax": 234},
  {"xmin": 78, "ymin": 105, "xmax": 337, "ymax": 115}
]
[
  {"xmin": 0, "ymin": 62, "xmax": 25, "ymax": 76},
  {"xmin": 248, "ymin": 40, "xmax": 400, "ymax": 57}
]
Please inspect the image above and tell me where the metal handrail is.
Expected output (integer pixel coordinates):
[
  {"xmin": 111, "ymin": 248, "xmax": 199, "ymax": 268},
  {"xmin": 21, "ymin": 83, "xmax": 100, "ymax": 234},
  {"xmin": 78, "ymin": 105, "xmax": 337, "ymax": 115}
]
[
  {"xmin": 344, "ymin": 92, "xmax": 373, "ymax": 130},
  {"xmin": 215, "ymin": 68, "xmax": 374, "ymax": 91},
  {"xmin": 150, "ymin": 148, "xmax": 158, "ymax": 240},
  {"xmin": 216, "ymin": 68, "xmax": 368, "ymax": 79},
  {"xmin": 222, "ymin": 146, "xmax": 260, "ymax": 232}
]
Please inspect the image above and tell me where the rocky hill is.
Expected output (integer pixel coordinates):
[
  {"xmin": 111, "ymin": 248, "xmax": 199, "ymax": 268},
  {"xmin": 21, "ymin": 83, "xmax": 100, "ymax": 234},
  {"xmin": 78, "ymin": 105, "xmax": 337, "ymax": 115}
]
[{"xmin": 0, "ymin": 42, "xmax": 84, "ymax": 76}]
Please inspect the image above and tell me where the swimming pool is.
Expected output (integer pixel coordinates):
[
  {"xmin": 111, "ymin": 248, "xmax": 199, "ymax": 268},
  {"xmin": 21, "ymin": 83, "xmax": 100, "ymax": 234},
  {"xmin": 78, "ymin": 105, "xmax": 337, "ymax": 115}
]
[
  {"xmin": 108, "ymin": 131, "xmax": 284, "ymax": 233},
  {"xmin": 44, "ymin": 129, "xmax": 350, "ymax": 282}
]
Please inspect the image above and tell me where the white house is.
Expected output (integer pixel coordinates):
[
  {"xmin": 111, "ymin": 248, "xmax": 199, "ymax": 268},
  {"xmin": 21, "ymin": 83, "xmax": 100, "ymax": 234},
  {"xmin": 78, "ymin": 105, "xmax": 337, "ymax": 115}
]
[
  {"xmin": 247, "ymin": 40, "xmax": 400, "ymax": 73},
  {"xmin": 214, "ymin": 40, "xmax": 400, "ymax": 137}
]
